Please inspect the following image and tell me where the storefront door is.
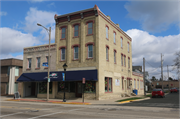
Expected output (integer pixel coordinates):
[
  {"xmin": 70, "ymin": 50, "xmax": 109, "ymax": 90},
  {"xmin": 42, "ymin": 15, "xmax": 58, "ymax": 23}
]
[
  {"xmin": 31, "ymin": 82, "xmax": 36, "ymax": 96},
  {"xmin": 76, "ymin": 82, "xmax": 82, "ymax": 97}
]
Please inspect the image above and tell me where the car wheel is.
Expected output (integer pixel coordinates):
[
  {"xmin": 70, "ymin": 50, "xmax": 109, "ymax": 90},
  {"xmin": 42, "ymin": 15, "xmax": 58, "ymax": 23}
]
[{"xmin": 151, "ymin": 96, "xmax": 154, "ymax": 98}]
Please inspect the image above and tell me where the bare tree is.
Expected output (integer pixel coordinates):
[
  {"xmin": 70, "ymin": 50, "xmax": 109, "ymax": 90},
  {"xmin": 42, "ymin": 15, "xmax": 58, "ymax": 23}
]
[{"xmin": 174, "ymin": 51, "xmax": 180, "ymax": 75}]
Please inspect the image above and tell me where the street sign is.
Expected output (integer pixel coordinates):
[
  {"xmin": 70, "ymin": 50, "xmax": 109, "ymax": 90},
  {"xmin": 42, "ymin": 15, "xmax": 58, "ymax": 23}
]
[
  {"xmin": 82, "ymin": 78, "xmax": 85, "ymax": 84},
  {"xmin": 48, "ymin": 78, "xmax": 50, "ymax": 82},
  {"xmin": 62, "ymin": 73, "xmax": 65, "ymax": 81},
  {"xmin": 42, "ymin": 62, "xmax": 48, "ymax": 67}
]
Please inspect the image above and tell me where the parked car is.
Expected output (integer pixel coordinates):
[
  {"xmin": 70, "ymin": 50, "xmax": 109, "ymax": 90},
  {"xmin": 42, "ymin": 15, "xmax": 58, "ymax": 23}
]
[
  {"xmin": 170, "ymin": 88, "xmax": 178, "ymax": 93},
  {"xmin": 151, "ymin": 89, "xmax": 165, "ymax": 98},
  {"xmin": 176, "ymin": 88, "xmax": 179, "ymax": 92}
]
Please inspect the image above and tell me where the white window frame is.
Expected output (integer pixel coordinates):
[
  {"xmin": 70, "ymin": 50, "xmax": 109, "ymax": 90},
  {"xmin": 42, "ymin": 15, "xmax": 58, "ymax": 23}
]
[
  {"xmin": 61, "ymin": 48, "xmax": 65, "ymax": 61},
  {"xmin": 114, "ymin": 32, "xmax": 116, "ymax": 44},
  {"xmin": 106, "ymin": 27, "xmax": 108, "ymax": 39},
  {"xmin": 121, "ymin": 38, "xmax": 123, "ymax": 48},
  {"xmin": 74, "ymin": 46, "xmax": 78, "ymax": 59},
  {"xmin": 88, "ymin": 45, "xmax": 93, "ymax": 58}
]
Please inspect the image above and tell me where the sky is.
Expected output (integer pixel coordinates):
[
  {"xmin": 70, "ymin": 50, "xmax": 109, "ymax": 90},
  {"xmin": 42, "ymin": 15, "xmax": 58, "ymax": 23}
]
[{"xmin": 0, "ymin": 0, "xmax": 180, "ymax": 80}]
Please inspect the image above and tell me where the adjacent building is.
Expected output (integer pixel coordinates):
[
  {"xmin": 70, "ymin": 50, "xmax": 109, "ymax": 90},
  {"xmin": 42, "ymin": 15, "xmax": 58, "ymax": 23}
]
[
  {"xmin": 0, "ymin": 58, "xmax": 23, "ymax": 95},
  {"xmin": 17, "ymin": 5, "xmax": 144, "ymax": 100}
]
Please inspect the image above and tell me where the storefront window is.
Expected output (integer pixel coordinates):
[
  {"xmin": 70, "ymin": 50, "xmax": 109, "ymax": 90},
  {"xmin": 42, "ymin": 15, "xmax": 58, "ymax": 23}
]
[
  {"xmin": 84, "ymin": 81, "xmax": 96, "ymax": 93},
  {"xmin": 58, "ymin": 82, "xmax": 75, "ymax": 92},
  {"xmin": 38, "ymin": 82, "xmax": 52, "ymax": 94},
  {"xmin": 105, "ymin": 77, "xmax": 112, "ymax": 92}
]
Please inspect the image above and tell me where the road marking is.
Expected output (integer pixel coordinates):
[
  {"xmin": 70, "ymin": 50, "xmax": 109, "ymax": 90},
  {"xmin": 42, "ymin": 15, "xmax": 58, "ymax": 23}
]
[
  {"xmin": 28, "ymin": 108, "xmax": 84, "ymax": 119},
  {"xmin": 0, "ymin": 112, "xmax": 23, "ymax": 118}
]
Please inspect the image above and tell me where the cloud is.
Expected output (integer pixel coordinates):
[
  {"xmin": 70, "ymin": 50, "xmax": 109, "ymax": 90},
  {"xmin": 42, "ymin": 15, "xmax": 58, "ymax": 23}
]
[
  {"xmin": 23, "ymin": 7, "xmax": 56, "ymax": 42},
  {"xmin": 0, "ymin": 27, "xmax": 40, "ymax": 56},
  {"xmin": 0, "ymin": 11, "xmax": 7, "ymax": 16},
  {"xmin": 126, "ymin": 29, "xmax": 180, "ymax": 79},
  {"xmin": 124, "ymin": 1, "xmax": 180, "ymax": 32}
]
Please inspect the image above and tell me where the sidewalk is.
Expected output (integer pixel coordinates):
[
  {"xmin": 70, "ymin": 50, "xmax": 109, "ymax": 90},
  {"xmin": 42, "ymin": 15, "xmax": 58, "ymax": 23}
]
[{"xmin": 1, "ymin": 94, "xmax": 148, "ymax": 105}]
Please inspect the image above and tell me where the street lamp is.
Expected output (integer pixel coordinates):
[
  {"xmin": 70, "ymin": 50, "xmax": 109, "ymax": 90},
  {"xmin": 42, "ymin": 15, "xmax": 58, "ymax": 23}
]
[
  {"xmin": 63, "ymin": 63, "xmax": 68, "ymax": 102},
  {"xmin": 37, "ymin": 23, "xmax": 51, "ymax": 101}
]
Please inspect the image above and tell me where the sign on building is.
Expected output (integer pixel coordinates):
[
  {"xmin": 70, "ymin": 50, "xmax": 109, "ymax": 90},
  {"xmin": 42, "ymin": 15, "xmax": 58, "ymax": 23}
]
[{"xmin": 115, "ymin": 79, "xmax": 120, "ymax": 86}]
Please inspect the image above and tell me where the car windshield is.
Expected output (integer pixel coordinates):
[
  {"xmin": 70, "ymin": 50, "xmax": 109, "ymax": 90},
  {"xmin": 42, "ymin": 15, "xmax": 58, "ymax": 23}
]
[{"xmin": 153, "ymin": 89, "xmax": 162, "ymax": 91}]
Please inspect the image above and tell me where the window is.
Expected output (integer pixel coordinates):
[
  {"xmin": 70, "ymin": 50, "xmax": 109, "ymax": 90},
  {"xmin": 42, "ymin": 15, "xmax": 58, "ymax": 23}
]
[
  {"xmin": 121, "ymin": 37, "xmax": 123, "ymax": 48},
  {"xmin": 114, "ymin": 32, "xmax": 116, "ymax": 44},
  {"xmin": 122, "ymin": 77, "xmax": 124, "ymax": 89},
  {"xmin": 124, "ymin": 55, "xmax": 126, "ymax": 67},
  {"xmin": 128, "ymin": 42, "xmax": 130, "ymax": 52},
  {"xmin": 27, "ymin": 58, "xmax": 31, "ymax": 69},
  {"xmin": 84, "ymin": 81, "xmax": 96, "ymax": 93},
  {"xmin": 105, "ymin": 77, "xmax": 112, "ymax": 92},
  {"xmin": 106, "ymin": 46, "xmax": 109, "ymax": 61},
  {"xmin": 7, "ymin": 66, "xmax": 10, "ymax": 76},
  {"xmin": 121, "ymin": 54, "xmax": 123, "ymax": 66},
  {"xmin": 58, "ymin": 82, "xmax": 69, "ymax": 92},
  {"xmin": 37, "ymin": 57, "xmax": 41, "ymax": 68},
  {"xmin": 88, "ymin": 45, "xmax": 93, "ymax": 58},
  {"xmin": 114, "ymin": 50, "xmax": 116, "ymax": 64},
  {"xmin": 127, "ymin": 79, "xmax": 130, "ymax": 89},
  {"xmin": 46, "ymin": 56, "xmax": 48, "ymax": 63},
  {"xmin": 61, "ymin": 48, "xmax": 65, "ymax": 61},
  {"xmin": 61, "ymin": 27, "xmax": 66, "ymax": 39},
  {"xmin": 74, "ymin": 46, "xmax": 78, "ymax": 59},
  {"xmin": 137, "ymin": 80, "xmax": 139, "ymax": 89},
  {"xmin": 74, "ymin": 25, "xmax": 79, "ymax": 37},
  {"xmin": 128, "ymin": 58, "xmax": 130, "ymax": 68},
  {"xmin": 15, "ymin": 66, "xmax": 19, "ymax": 76},
  {"xmin": 88, "ymin": 22, "xmax": 93, "ymax": 35},
  {"xmin": 134, "ymin": 79, "xmax": 136, "ymax": 89},
  {"xmin": 106, "ymin": 26, "xmax": 109, "ymax": 39},
  {"xmin": 38, "ymin": 82, "xmax": 52, "ymax": 94}
]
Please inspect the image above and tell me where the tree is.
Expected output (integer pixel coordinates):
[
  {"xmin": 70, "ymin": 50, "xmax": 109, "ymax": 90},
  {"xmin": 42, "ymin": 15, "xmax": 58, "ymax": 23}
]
[
  {"xmin": 151, "ymin": 76, "xmax": 157, "ymax": 81},
  {"xmin": 174, "ymin": 51, "xmax": 180, "ymax": 75},
  {"xmin": 168, "ymin": 77, "xmax": 173, "ymax": 81}
]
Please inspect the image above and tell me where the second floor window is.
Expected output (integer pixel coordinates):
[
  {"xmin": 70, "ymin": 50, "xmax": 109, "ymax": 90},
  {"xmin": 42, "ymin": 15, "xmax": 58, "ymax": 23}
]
[
  {"xmin": 121, "ymin": 54, "xmax": 123, "ymax": 66},
  {"xmin": 37, "ymin": 57, "xmax": 41, "ymax": 68},
  {"xmin": 74, "ymin": 46, "xmax": 78, "ymax": 59},
  {"xmin": 106, "ymin": 26, "xmax": 108, "ymax": 39},
  {"xmin": 114, "ymin": 51, "xmax": 116, "ymax": 64},
  {"xmin": 61, "ymin": 48, "xmax": 65, "ymax": 61},
  {"xmin": 61, "ymin": 27, "xmax": 66, "ymax": 39},
  {"xmin": 28, "ymin": 58, "xmax": 31, "ymax": 68},
  {"xmin": 88, "ymin": 22, "xmax": 93, "ymax": 35},
  {"xmin": 15, "ymin": 66, "xmax": 19, "ymax": 76},
  {"xmin": 88, "ymin": 45, "xmax": 93, "ymax": 58},
  {"xmin": 128, "ymin": 58, "xmax": 130, "ymax": 68},
  {"xmin": 122, "ymin": 78, "xmax": 124, "ymax": 89},
  {"xmin": 124, "ymin": 56, "xmax": 126, "ymax": 67},
  {"xmin": 106, "ymin": 47, "xmax": 109, "ymax": 61},
  {"xmin": 74, "ymin": 25, "xmax": 79, "ymax": 37}
]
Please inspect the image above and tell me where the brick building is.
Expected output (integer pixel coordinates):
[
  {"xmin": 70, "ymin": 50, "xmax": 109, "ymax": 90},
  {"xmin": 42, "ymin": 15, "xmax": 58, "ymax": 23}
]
[
  {"xmin": 0, "ymin": 58, "xmax": 23, "ymax": 95},
  {"xmin": 17, "ymin": 5, "xmax": 144, "ymax": 100}
]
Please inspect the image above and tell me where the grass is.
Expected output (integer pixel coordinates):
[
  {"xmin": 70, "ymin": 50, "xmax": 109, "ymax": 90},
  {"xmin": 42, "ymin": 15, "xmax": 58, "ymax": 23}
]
[{"xmin": 116, "ymin": 94, "xmax": 152, "ymax": 102}]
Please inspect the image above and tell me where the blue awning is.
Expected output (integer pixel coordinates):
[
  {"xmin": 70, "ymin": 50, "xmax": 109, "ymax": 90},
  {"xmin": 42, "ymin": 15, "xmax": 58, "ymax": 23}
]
[{"xmin": 17, "ymin": 70, "xmax": 98, "ymax": 82}]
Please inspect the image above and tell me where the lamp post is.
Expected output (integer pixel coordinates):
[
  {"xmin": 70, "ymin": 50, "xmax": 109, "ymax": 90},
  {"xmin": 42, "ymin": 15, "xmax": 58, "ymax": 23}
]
[
  {"xmin": 63, "ymin": 63, "xmax": 68, "ymax": 102},
  {"xmin": 37, "ymin": 23, "xmax": 51, "ymax": 101}
]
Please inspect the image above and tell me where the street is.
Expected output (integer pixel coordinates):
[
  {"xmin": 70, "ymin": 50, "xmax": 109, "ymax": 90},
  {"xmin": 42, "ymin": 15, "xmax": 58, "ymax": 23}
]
[{"xmin": 0, "ymin": 93, "xmax": 179, "ymax": 119}]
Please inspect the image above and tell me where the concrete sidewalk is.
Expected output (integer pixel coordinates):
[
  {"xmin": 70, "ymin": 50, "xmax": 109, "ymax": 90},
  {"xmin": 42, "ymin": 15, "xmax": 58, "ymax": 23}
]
[{"xmin": 1, "ymin": 94, "xmax": 148, "ymax": 105}]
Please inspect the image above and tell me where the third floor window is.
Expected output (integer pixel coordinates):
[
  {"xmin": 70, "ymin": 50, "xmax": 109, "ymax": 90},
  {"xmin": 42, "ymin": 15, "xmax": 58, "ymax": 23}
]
[
  {"xmin": 61, "ymin": 27, "xmax": 66, "ymax": 39},
  {"xmin": 74, "ymin": 25, "xmax": 79, "ymax": 37},
  {"xmin": 88, "ymin": 22, "xmax": 93, "ymax": 35}
]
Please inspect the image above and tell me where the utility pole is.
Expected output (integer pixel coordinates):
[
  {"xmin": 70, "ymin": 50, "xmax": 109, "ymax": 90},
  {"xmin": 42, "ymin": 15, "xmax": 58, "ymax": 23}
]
[
  {"xmin": 143, "ymin": 58, "xmax": 146, "ymax": 96},
  {"xmin": 167, "ymin": 65, "xmax": 170, "ymax": 91},
  {"xmin": 161, "ymin": 53, "xmax": 163, "ymax": 90}
]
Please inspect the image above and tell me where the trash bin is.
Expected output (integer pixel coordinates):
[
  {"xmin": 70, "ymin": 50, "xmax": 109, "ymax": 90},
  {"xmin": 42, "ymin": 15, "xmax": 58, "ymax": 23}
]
[{"xmin": 133, "ymin": 89, "xmax": 138, "ymax": 95}]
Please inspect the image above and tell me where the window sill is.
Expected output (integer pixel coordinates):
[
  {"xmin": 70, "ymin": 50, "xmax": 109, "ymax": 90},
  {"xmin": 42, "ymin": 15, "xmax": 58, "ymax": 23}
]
[
  {"xmin": 86, "ymin": 58, "xmax": 93, "ymax": 60},
  {"xmin": 114, "ymin": 63, "xmax": 116, "ymax": 64},
  {"xmin": 121, "ymin": 47, "xmax": 123, "ymax": 49},
  {"xmin": 72, "ymin": 59, "xmax": 79, "ymax": 61},
  {"xmin": 26, "ymin": 68, "xmax": 31, "ymax": 70},
  {"xmin": 114, "ymin": 43, "xmax": 116, "ymax": 45},
  {"xmin": 106, "ymin": 60, "xmax": 109, "ymax": 62},
  {"xmin": 106, "ymin": 38, "xmax": 109, "ymax": 40},
  {"xmin": 86, "ymin": 34, "xmax": 93, "ymax": 36},
  {"xmin": 60, "ymin": 38, "xmax": 66, "ymax": 40},
  {"xmin": 35, "ymin": 68, "xmax": 40, "ymax": 70},
  {"xmin": 44, "ymin": 67, "xmax": 48, "ymax": 69},
  {"xmin": 59, "ymin": 60, "xmax": 65, "ymax": 62},
  {"xmin": 73, "ymin": 36, "xmax": 79, "ymax": 38},
  {"xmin": 105, "ymin": 91, "xmax": 113, "ymax": 93}
]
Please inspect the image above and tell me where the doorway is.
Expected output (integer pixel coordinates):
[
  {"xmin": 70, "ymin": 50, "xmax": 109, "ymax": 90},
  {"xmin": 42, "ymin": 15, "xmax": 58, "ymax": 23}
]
[{"xmin": 76, "ymin": 82, "xmax": 82, "ymax": 97}]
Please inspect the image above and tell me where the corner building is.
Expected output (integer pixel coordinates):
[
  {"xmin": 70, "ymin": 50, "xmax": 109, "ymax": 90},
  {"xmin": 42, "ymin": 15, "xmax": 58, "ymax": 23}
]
[{"xmin": 54, "ymin": 5, "xmax": 144, "ymax": 100}]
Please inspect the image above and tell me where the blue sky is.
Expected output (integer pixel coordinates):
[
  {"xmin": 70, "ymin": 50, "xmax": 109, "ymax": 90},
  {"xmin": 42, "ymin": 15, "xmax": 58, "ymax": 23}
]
[{"xmin": 0, "ymin": 0, "xmax": 180, "ymax": 80}]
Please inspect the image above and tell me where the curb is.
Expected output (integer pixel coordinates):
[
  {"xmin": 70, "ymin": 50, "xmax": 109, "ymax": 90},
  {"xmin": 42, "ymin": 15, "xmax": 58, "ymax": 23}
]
[
  {"xmin": 6, "ymin": 99, "xmax": 91, "ymax": 105},
  {"xmin": 118, "ymin": 97, "xmax": 151, "ymax": 104}
]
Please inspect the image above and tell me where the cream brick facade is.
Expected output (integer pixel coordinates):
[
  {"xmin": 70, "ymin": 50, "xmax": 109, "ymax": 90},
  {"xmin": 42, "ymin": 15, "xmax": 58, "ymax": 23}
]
[{"xmin": 54, "ymin": 5, "xmax": 144, "ymax": 100}]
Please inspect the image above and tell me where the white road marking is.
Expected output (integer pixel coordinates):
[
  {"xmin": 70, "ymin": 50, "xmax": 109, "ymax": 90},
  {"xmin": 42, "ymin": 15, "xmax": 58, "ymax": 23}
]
[
  {"xmin": 28, "ymin": 108, "xmax": 84, "ymax": 119},
  {"xmin": 0, "ymin": 112, "xmax": 23, "ymax": 118}
]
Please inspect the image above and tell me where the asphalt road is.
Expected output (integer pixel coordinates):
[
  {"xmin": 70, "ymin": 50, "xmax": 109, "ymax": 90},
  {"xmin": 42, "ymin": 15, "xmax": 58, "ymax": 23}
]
[
  {"xmin": 119, "ymin": 92, "xmax": 179, "ymax": 109},
  {"xmin": 0, "ymin": 93, "xmax": 179, "ymax": 119}
]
